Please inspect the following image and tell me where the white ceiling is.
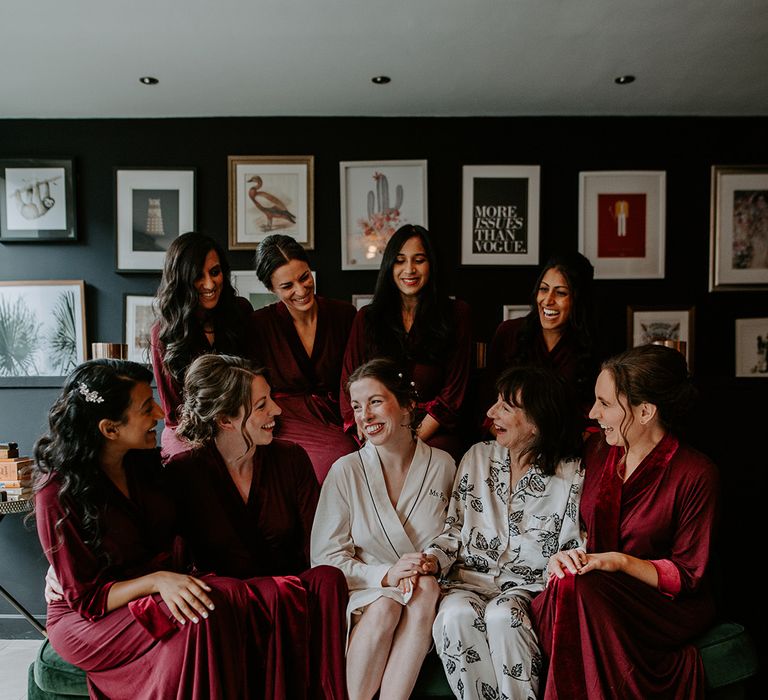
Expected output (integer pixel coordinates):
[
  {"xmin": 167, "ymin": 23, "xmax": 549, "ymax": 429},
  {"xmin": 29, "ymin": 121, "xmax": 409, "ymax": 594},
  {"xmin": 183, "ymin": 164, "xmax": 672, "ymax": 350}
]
[{"xmin": 2, "ymin": 0, "xmax": 767, "ymax": 119}]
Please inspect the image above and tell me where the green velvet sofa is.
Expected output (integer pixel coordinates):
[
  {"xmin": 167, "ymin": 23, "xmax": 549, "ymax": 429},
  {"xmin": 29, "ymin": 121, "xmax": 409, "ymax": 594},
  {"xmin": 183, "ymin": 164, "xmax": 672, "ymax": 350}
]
[{"xmin": 28, "ymin": 621, "xmax": 758, "ymax": 699}]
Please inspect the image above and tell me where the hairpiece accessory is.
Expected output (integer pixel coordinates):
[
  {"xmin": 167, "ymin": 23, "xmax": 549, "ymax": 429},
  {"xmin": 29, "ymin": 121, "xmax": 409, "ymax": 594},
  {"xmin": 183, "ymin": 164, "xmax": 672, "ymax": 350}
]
[{"xmin": 78, "ymin": 382, "xmax": 104, "ymax": 404}]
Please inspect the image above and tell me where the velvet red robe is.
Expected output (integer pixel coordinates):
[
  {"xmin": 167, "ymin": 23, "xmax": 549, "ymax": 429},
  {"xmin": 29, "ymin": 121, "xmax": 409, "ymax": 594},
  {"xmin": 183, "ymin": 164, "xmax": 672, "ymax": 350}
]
[
  {"xmin": 248, "ymin": 297, "xmax": 358, "ymax": 483},
  {"xmin": 339, "ymin": 299, "xmax": 473, "ymax": 461},
  {"xmin": 35, "ymin": 449, "xmax": 275, "ymax": 700},
  {"xmin": 151, "ymin": 296, "xmax": 252, "ymax": 459},
  {"xmin": 532, "ymin": 433, "xmax": 719, "ymax": 700},
  {"xmin": 165, "ymin": 439, "xmax": 348, "ymax": 700},
  {"xmin": 486, "ymin": 317, "xmax": 598, "ymax": 424}
]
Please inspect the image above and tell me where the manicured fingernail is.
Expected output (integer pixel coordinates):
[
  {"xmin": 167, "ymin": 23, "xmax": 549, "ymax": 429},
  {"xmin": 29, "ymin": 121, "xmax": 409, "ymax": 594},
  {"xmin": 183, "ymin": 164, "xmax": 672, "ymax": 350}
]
[
  {"xmin": 208, "ymin": 604, "xmax": 215, "ymax": 610},
  {"xmin": 202, "ymin": 612, "xmax": 208, "ymax": 619},
  {"xmin": 192, "ymin": 617, "xmax": 199, "ymax": 624}
]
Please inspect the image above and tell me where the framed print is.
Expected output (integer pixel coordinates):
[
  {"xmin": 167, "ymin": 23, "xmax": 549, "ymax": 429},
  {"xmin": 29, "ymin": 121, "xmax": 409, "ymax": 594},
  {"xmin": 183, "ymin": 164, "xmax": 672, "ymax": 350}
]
[
  {"xmin": 228, "ymin": 156, "xmax": 314, "ymax": 250},
  {"xmin": 231, "ymin": 270, "xmax": 317, "ymax": 310},
  {"xmin": 124, "ymin": 294, "xmax": 158, "ymax": 365},
  {"xmin": 735, "ymin": 318, "xmax": 768, "ymax": 377},
  {"xmin": 0, "ymin": 159, "xmax": 76, "ymax": 241},
  {"xmin": 710, "ymin": 165, "xmax": 768, "ymax": 290},
  {"xmin": 579, "ymin": 171, "xmax": 666, "ymax": 279},
  {"xmin": 115, "ymin": 168, "xmax": 196, "ymax": 272},
  {"xmin": 0, "ymin": 280, "xmax": 86, "ymax": 385},
  {"xmin": 461, "ymin": 165, "xmax": 540, "ymax": 265},
  {"xmin": 340, "ymin": 160, "xmax": 428, "ymax": 270},
  {"xmin": 502, "ymin": 304, "xmax": 531, "ymax": 321},
  {"xmin": 352, "ymin": 294, "xmax": 374, "ymax": 310},
  {"xmin": 627, "ymin": 306, "xmax": 694, "ymax": 370}
]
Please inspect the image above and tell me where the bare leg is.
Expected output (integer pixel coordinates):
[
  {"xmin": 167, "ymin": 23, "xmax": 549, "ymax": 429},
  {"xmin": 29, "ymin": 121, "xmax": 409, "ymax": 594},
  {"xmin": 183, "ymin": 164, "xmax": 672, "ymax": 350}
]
[
  {"xmin": 380, "ymin": 576, "xmax": 440, "ymax": 700},
  {"xmin": 346, "ymin": 597, "xmax": 402, "ymax": 700}
]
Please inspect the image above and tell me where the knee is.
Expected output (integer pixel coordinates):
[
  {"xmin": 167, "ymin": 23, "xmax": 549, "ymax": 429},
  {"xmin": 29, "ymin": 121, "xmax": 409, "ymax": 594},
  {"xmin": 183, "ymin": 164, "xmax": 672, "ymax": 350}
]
[
  {"xmin": 434, "ymin": 597, "xmax": 479, "ymax": 635},
  {"xmin": 485, "ymin": 598, "xmax": 533, "ymax": 640},
  {"xmin": 362, "ymin": 597, "xmax": 402, "ymax": 633},
  {"xmin": 409, "ymin": 576, "xmax": 440, "ymax": 620},
  {"xmin": 301, "ymin": 565, "xmax": 348, "ymax": 597}
]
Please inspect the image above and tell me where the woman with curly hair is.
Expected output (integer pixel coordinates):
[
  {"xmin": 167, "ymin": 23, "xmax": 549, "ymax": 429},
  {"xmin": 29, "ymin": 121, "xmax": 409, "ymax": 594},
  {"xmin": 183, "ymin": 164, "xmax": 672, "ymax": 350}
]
[
  {"xmin": 167, "ymin": 353, "xmax": 348, "ymax": 699},
  {"xmin": 340, "ymin": 225, "xmax": 473, "ymax": 461},
  {"xmin": 34, "ymin": 359, "xmax": 269, "ymax": 699},
  {"xmin": 151, "ymin": 231, "xmax": 252, "ymax": 458}
]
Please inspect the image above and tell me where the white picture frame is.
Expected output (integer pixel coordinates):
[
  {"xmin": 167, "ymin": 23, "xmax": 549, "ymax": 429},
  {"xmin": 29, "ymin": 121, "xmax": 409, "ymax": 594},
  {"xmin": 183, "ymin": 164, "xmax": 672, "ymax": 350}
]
[
  {"xmin": 735, "ymin": 317, "xmax": 768, "ymax": 378},
  {"xmin": 0, "ymin": 280, "xmax": 86, "ymax": 385},
  {"xmin": 462, "ymin": 165, "xmax": 540, "ymax": 266},
  {"xmin": 340, "ymin": 160, "xmax": 428, "ymax": 270},
  {"xmin": 579, "ymin": 171, "xmax": 666, "ymax": 279},
  {"xmin": 352, "ymin": 294, "xmax": 374, "ymax": 310},
  {"xmin": 124, "ymin": 294, "xmax": 158, "ymax": 365},
  {"xmin": 502, "ymin": 304, "xmax": 531, "ymax": 321},
  {"xmin": 115, "ymin": 168, "xmax": 196, "ymax": 272}
]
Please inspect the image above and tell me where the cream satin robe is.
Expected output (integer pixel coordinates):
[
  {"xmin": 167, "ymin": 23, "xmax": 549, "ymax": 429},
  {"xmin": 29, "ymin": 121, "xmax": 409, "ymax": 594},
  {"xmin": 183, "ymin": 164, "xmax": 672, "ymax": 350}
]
[
  {"xmin": 311, "ymin": 438, "xmax": 456, "ymax": 632},
  {"xmin": 424, "ymin": 440, "xmax": 584, "ymax": 700}
]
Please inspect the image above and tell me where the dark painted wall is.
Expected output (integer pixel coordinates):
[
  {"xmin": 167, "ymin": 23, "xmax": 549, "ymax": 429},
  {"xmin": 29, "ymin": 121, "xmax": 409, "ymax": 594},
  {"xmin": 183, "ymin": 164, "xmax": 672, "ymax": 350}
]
[{"xmin": 1, "ymin": 118, "xmax": 766, "ymax": 659}]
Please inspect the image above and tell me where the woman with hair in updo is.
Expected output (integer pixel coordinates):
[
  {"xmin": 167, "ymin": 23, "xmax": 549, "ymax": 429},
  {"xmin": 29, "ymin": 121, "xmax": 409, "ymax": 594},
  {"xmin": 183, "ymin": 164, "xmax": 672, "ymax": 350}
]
[
  {"xmin": 312, "ymin": 358, "xmax": 456, "ymax": 700},
  {"xmin": 151, "ymin": 231, "xmax": 252, "ymax": 458},
  {"xmin": 340, "ymin": 225, "xmax": 473, "ymax": 462},
  {"xmin": 168, "ymin": 353, "xmax": 348, "ymax": 699},
  {"xmin": 249, "ymin": 233, "xmax": 357, "ymax": 483},
  {"xmin": 532, "ymin": 345, "xmax": 719, "ymax": 699},
  {"xmin": 486, "ymin": 251, "xmax": 598, "ymax": 420},
  {"xmin": 34, "ymin": 359, "xmax": 270, "ymax": 699}
]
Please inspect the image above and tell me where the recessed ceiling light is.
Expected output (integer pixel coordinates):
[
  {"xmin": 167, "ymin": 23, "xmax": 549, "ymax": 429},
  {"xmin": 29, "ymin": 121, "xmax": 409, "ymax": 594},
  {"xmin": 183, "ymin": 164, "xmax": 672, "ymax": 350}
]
[
  {"xmin": 139, "ymin": 76, "xmax": 159, "ymax": 85},
  {"xmin": 614, "ymin": 75, "xmax": 635, "ymax": 85},
  {"xmin": 371, "ymin": 75, "xmax": 391, "ymax": 85}
]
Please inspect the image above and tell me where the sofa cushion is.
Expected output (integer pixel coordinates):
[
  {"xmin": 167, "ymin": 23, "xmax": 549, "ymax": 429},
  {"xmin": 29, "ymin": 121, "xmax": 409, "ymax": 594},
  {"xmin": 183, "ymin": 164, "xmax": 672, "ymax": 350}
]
[
  {"xmin": 32, "ymin": 639, "xmax": 88, "ymax": 696},
  {"xmin": 696, "ymin": 622, "xmax": 758, "ymax": 690}
]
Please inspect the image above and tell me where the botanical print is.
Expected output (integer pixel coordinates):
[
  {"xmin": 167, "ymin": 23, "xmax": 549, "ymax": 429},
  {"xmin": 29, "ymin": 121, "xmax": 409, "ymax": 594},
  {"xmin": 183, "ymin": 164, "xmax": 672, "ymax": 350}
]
[
  {"xmin": 732, "ymin": 190, "xmax": 768, "ymax": 270},
  {"xmin": 357, "ymin": 171, "xmax": 404, "ymax": 258},
  {"xmin": 0, "ymin": 284, "xmax": 84, "ymax": 377},
  {"xmin": 5, "ymin": 167, "xmax": 67, "ymax": 230}
]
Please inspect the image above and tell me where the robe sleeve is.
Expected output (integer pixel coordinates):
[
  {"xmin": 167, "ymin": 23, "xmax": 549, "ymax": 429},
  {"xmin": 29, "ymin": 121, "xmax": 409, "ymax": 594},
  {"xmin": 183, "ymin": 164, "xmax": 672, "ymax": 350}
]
[
  {"xmin": 339, "ymin": 310, "xmax": 368, "ymax": 435},
  {"xmin": 666, "ymin": 451, "xmax": 719, "ymax": 597},
  {"xmin": 422, "ymin": 300, "xmax": 473, "ymax": 429},
  {"xmin": 35, "ymin": 480, "xmax": 116, "ymax": 621},
  {"xmin": 557, "ymin": 460, "xmax": 587, "ymax": 552},
  {"xmin": 150, "ymin": 323, "xmax": 183, "ymax": 428},
  {"xmin": 423, "ymin": 454, "xmax": 468, "ymax": 575},
  {"xmin": 310, "ymin": 464, "xmax": 390, "ymax": 590},
  {"xmin": 290, "ymin": 443, "xmax": 321, "ymax": 566}
]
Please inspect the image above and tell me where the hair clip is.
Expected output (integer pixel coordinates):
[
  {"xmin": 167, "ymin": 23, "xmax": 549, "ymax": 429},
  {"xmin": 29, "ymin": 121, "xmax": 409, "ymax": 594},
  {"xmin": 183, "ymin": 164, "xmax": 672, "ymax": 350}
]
[{"xmin": 78, "ymin": 382, "xmax": 104, "ymax": 404}]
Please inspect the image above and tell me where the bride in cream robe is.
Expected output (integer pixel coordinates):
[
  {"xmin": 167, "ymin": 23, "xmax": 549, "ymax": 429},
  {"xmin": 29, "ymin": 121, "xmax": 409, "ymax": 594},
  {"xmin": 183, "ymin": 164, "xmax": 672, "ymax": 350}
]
[{"xmin": 311, "ymin": 359, "xmax": 456, "ymax": 700}]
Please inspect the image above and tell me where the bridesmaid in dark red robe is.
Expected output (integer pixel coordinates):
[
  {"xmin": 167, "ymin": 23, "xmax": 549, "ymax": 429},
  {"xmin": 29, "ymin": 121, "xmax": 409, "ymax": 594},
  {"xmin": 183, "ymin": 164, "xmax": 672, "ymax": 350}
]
[
  {"xmin": 34, "ymin": 360, "xmax": 270, "ymax": 700},
  {"xmin": 250, "ymin": 234, "xmax": 357, "ymax": 483},
  {"xmin": 532, "ymin": 346, "xmax": 719, "ymax": 700},
  {"xmin": 171, "ymin": 353, "xmax": 348, "ymax": 700},
  {"xmin": 485, "ymin": 252, "xmax": 598, "ymax": 424},
  {"xmin": 151, "ymin": 232, "xmax": 252, "ymax": 459},
  {"xmin": 339, "ymin": 225, "xmax": 472, "ymax": 461}
]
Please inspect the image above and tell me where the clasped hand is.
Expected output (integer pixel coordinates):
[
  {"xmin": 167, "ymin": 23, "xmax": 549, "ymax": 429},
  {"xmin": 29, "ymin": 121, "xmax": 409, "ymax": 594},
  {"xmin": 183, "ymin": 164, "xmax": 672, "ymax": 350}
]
[
  {"xmin": 546, "ymin": 549, "xmax": 624, "ymax": 580},
  {"xmin": 383, "ymin": 552, "xmax": 438, "ymax": 593}
]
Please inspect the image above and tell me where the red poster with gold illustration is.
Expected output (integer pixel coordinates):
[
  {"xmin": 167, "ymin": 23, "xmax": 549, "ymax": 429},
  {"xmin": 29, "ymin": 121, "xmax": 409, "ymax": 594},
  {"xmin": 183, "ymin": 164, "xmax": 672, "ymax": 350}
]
[{"xmin": 597, "ymin": 193, "xmax": 646, "ymax": 257}]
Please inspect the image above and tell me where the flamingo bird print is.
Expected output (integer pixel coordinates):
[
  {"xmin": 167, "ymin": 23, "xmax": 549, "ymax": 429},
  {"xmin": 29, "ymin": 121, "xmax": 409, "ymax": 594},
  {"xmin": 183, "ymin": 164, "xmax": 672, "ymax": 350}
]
[{"xmin": 247, "ymin": 175, "xmax": 297, "ymax": 232}]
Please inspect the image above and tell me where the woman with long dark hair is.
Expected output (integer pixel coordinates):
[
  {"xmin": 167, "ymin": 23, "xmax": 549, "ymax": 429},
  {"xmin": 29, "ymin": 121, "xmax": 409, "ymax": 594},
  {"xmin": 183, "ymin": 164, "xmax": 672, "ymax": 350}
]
[
  {"xmin": 422, "ymin": 366, "xmax": 584, "ymax": 700},
  {"xmin": 34, "ymin": 359, "xmax": 267, "ymax": 699},
  {"xmin": 151, "ymin": 231, "xmax": 252, "ymax": 458},
  {"xmin": 312, "ymin": 359, "xmax": 456, "ymax": 700},
  {"xmin": 249, "ymin": 234, "xmax": 357, "ymax": 482},
  {"xmin": 486, "ymin": 251, "xmax": 598, "ymax": 416},
  {"xmin": 532, "ymin": 345, "xmax": 718, "ymax": 699},
  {"xmin": 340, "ymin": 225, "xmax": 472, "ymax": 461}
]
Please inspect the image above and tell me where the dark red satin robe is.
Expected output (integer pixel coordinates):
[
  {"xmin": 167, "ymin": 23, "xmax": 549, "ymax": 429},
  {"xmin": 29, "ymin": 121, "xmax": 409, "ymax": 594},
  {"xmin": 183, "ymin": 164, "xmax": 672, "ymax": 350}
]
[
  {"xmin": 35, "ymin": 449, "xmax": 272, "ymax": 700},
  {"xmin": 339, "ymin": 299, "xmax": 472, "ymax": 461},
  {"xmin": 248, "ymin": 297, "xmax": 358, "ymax": 483},
  {"xmin": 532, "ymin": 433, "xmax": 719, "ymax": 700},
  {"xmin": 150, "ymin": 296, "xmax": 252, "ymax": 459},
  {"xmin": 486, "ymin": 317, "xmax": 598, "ymax": 424},
  {"xmin": 165, "ymin": 439, "xmax": 348, "ymax": 700}
]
